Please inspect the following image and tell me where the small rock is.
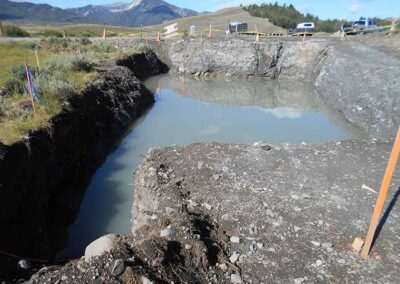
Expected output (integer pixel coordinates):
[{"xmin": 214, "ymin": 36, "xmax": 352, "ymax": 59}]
[
  {"xmin": 160, "ymin": 226, "xmax": 175, "ymax": 240},
  {"xmin": 293, "ymin": 207, "xmax": 302, "ymax": 212},
  {"xmin": 230, "ymin": 274, "xmax": 243, "ymax": 284},
  {"xmin": 165, "ymin": 207, "xmax": 176, "ymax": 214},
  {"xmin": 84, "ymin": 234, "xmax": 116, "ymax": 262},
  {"xmin": 294, "ymin": 226, "xmax": 302, "ymax": 232},
  {"xmin": 338, "ymin": 259, "xmax": 346, "ymax": 264},
  {"xmin": 188, "ymin": 200, "xmax": 198, "ymax": 207},
  {"xmin": 294, "ymin": 277, "xmax": 306, "ymax": 284},
  {"xmin": 256, "ymin": 242, "xmax": 264, "ymax": 249},
  {"xmin": 352, "ymin": 237, "xmax": 364, "ymax": 253},
  {"xmin": 202, "ymin": 203, "xmax": 212, "ymax": 210},
  {"xmin": 219, "ymin": 263, "xmax": 228, "ymax": 271},
  {"xmin": 230, "ymin": 236, "xmax": 241, "ymax": 243},
  {"xmin": 141, "ymin": 276, "xmax": 154, "ymax": 284},
  {"xmin": 311, "ymin": 241, "xmax": 321, "ymax": 247},
  {"xmin": 249, "ymin": 243, "xmax": 257, "ymax": 252},
  {"xmin": 17, "ymin": 260, "xmax": 30, "ymax": 270},
  {"xmin": 213, "ymin": 174, "xmax": 221, "ymax": 180},
  {"xmin": 249, "ymin": 224, "xmax": 258, "ymax": 235},
  {"xmin": 322, "ymin": 242, "xmax": 333, "ymax": 249},
  {"xmin": 185, "ymin": 244, "xmax": 192, "ymax": 250},
  {"xmin": 229, "ymin": 251, "xmax": 240, "ymax": 263},
  {"xmin": 265, "ymin": 209, "xmax": 275, "ymax": 217},
  {"xmin": 292, "ymin": 194, "xmax": 300, "ymax": 200},
  {"xmin": 61, "ymin": 276, "xmax": 68, "ymax": 281},
  {"xmin": 111, "ymin": 259, "xmax": 125, "ymax": 276}
]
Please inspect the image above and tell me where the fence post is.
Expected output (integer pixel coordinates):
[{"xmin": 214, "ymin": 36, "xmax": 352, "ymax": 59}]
[{"xmin": 0, "ymin": 22, "xmax": 3, "ymax": 37}]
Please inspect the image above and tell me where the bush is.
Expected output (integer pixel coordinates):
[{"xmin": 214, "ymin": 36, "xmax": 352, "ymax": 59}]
[
  {"xmin": 92, "ymin": 42, "xmax": 116, "ymax": 53},
  {"xmin": 2, "ymin": 65, "xmax": 35, "ymax": 97},
  {"xmin": 124, "ymin": 43, "xmax": 150, "ymax": 55},
  {"xmin": 78, "ymin": 37, "xmax": 91, "ymax": 45},
  {"xmin": 40, "ymin": 30, "xmax": 63, "ymax": 38},
  {"xmin": 3, "ymin": 24, "xmax": 30, "ymax": 37},
  {"xmin": 47, "ymin": 37, "xmax": 70, "ymax": 48},
  {"xmin": 70, "ymin": 55, "xmax": 94, "ymax": 72}
]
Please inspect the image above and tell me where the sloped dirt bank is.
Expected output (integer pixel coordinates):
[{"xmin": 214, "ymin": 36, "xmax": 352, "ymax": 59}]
[
  {"xmin": 0, "ymin": 52, "xmax": 167, "ymax": 281},
  {"xmin": 131, "ymin": 141, "xmax": 400, "ymax": 283}
]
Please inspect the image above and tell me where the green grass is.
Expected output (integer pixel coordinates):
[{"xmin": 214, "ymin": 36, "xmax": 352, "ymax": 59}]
[
  {"xmin": 0, "ymin": 39, "xmax": 152, "ymax": 145},
  {"xmin": 0, "ymin": 42, "xmax": 52, "ymax": 87}
]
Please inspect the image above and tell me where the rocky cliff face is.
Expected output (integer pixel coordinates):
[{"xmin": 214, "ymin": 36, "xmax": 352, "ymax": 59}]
[
  {"xmin": 157, "ymin": 36, "xmax": 400, "ymax": 138},
  {"xmin": 0, "ymin": 52, "xmax": 167, "ymax": 280}
]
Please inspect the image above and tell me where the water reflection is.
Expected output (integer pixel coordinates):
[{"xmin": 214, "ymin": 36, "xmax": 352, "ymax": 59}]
[{"xmin": 59, "ymin": 75, "xmax": 366, "ymax": 259}]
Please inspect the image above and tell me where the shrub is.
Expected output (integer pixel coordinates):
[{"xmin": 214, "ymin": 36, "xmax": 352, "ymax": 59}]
[
  {"xmin": 124, "ymin": 43, "xmax": 150, "ymax": 55},
  {"xmin": 3, "ymin": 24, "xmax": 30, "ymax": 37},
  {"xmin": 78, "ymin": 37, "xmax": 91, "ymax": 45},
  {"xmin": 92, "ymin": 42, "xmax": 116, "ymax": 53},
  {"xmin": 41, "ymin": 30, "xmax": 63, "ymax": 38},
  {"xmin": 70, "ymin": 55, "xmax": 94, "ymax": 72}
]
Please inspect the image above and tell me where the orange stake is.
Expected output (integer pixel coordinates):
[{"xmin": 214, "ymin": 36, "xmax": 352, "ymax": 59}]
[{"xmin": 361, "ymin": 127, "xmax": 400, "ymax": 259}]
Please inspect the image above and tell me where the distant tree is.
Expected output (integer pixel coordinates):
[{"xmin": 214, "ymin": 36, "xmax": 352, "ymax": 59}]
[{"xmin": 243, "ymin": 4, "xmax": 382, "ymax": 32}]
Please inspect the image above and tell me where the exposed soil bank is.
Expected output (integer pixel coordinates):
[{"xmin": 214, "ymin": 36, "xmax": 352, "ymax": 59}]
[
  {"xmin": 25, "ymin": 140, "xmax": 400, "ymax": 283},
  {"xmin": 132, "ymin": 141, "xmax": 400, "ymax": 283},
  {"xmin": 0, "ymin": 51, "xmax": 167, "ymax": 280},
  {"xmin": 151, "ymin": 35, "xmax": 400, "ymax": 138}
]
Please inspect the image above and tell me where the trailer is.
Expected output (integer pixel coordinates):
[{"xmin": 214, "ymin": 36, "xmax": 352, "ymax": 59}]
[{"xmin": 229, "ymin": 22, "xmax": 248, "ymax": 33}]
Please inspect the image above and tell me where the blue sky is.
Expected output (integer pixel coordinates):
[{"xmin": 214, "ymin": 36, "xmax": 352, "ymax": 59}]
[{"xmin": 12, "ymin": 0, "xmax": 400, "ymax": 20}]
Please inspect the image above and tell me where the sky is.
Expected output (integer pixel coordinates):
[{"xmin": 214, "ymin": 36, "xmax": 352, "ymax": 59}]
[{"xmin": 11, "ymin": 0, "xmax": 400, "ymax": 20}]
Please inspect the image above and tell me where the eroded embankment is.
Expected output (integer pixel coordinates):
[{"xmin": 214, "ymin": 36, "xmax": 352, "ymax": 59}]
[
  {"xmin": 152, "ymin": 36, "xmax": 400, "ymax": 138},
  {"xmin": 0, "ymin": 51, "xmax": 167, "ymax": 279}
]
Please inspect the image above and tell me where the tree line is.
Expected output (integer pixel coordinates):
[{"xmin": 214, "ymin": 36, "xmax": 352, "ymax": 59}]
[{"xmin": 243, "ymin": 3, "xmax": 391, "ymax": 33}]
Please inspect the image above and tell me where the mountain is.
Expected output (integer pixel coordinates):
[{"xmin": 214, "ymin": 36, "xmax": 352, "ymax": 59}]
[
  {"xmin": 0, "ymin": 0, "xmax": 198, "ymax": 27},
  {"xmin": 0, "ymin": 0, "xmax": 90, "ymax": 23},
  {"xmin": 69, "ymin": 0, "xmax": 198, "ymax": 27}
]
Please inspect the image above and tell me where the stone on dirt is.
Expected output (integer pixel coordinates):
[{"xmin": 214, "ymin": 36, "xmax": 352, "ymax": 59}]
[
  {"xmin": 230, "ymin": 274, "xmax": 243, "ymax": 284},
  {"xmin": 84, "ymin": 234, "xmax": 117, "ymax": 262},
  {"xmin": 111, "ymin": 259, "xmax": 125, "ymax": 276}
]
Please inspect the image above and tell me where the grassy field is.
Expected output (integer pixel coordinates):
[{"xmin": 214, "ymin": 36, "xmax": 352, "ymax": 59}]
[
  {"xmin": 0, "ymin": 42, "xmax": 51, "ymax": 87},
  {"xmin": 0, "ymin": 38, "xmax": 150, "ymax": 145},
  {"xmin": 145, "ymin": 7, "xmax": 286, "ymax": 35},
  {"xmin": 19, "ymin": 24, "xmax": 141, "ymax": 37}
]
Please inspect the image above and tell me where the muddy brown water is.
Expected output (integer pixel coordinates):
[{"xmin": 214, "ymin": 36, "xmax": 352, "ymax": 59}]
[{"xmin": 58, "ymin": 75, "xmax": 366, "ymax": 258}]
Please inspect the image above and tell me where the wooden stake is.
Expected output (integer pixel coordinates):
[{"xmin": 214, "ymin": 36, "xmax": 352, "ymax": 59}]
[
  {"xmin": 63, "ymin": 29, "xmax": 66, "ymax": 39},
  {"xmin": 361, "ymin": 127, "xmax": 400, "ymax": 259},
  {"xmin": 303, "ymin": 31, "xmax": 306, "ymax": 42},
  {"xmin": 34, "ymin": 50, "xmax": 41, "ymax": 71},
  {"xmin": 256, "ymin": 33, "xmax": 260, "ymax": 42},
  {"xmin": 391, "ymin": 18, "xmax": 398, "ymax": 32},
  {"xmin": 208, "ymin": 23, "xmax": 212, "ymax": 39},
  {"xmin": 0, "ymin": 22, "xmax": 3, "ymax": 37},
  {"xmin": 156, "ymin": 33, "xmax": 161, "ymax": 44},
  {"xmin": 103, "ymin": 28, "xmax": 106, "ymax": 39}
]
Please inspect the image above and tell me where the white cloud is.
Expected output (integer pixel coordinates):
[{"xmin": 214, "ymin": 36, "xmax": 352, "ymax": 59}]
[{"xmin": 349, "ymin": 3, "xmax": 362, "ymax": 14}]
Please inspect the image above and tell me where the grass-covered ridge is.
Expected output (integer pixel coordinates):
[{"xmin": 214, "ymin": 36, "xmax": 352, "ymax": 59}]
[{"xmin": 0, "ymin": 39, "xmax": 150, "ymax": 145}]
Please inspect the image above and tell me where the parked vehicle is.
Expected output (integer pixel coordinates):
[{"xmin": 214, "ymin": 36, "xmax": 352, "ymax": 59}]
[
  {"xmin": 295, "ymin": 22, "xmax": 315, "ymax": 35},
  {"xmin": 229, "ymin": 22, "xmax": 248, "ymax": 33},
  {"xmin": 340, "ymin": 24, "xmax": 353, "ymax": 32},
  {"xmin": 352, "ymin": 19, "xmax": 378, "ymax": 31}
]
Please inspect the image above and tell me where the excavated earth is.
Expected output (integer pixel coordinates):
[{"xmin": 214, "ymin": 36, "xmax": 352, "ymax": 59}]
[{"xmin": 2, "ymin": 33, "xmax": 399, "ymax": 283}]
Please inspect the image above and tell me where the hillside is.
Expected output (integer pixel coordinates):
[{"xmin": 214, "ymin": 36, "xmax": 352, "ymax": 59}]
[
  {"xmin": 0, "ymin": 0, "xmax": 90, "ymax": 24},
  {"xmin": 69, "ymin": 0, "xmax": 198, "ymax": 27},
  {"xmin": 145, "ymin": 7, "xmax": 286, "ymax": 34},
  {"xmin": 0, "ymin": 0, "xmax": 198, "ymax": 27}
]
